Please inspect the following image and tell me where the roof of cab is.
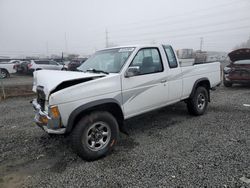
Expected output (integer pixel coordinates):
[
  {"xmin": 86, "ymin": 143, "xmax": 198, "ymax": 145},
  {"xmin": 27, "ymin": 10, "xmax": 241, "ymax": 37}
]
[{"xmin": 99, "ymin": 44, "xmax": 168, "ymax": 51}]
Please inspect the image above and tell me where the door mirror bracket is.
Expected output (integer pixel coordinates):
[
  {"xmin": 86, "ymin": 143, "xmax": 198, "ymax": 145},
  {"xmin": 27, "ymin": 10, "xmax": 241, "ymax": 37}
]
[{"xmin": 125, "ymin": 66, "xmax": 140, "ymax": 77}]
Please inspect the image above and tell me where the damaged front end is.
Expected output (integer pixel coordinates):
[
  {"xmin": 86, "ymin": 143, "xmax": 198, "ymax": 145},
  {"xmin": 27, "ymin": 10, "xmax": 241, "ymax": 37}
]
[
  {"xmin": 31, "ymin": 86, "xmax": 66, "ymax": 134},
  {"xmin": 31, "ymin": 70, "xmax": 106, "ymax": 134}
]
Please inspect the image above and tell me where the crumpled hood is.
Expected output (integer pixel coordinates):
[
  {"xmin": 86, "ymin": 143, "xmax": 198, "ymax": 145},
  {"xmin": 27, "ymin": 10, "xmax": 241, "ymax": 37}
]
[
  {"xmin": 228, "ymin": 48, "xmax": 250, "ymax": 62},
  {"xmin": 33, "ymin": 70, "xmax": 105, "ymax": 98}
]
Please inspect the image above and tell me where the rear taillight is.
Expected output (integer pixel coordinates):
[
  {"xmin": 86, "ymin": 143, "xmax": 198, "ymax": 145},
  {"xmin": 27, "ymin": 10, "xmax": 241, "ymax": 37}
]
[{"xmin": 28, "ymin": 63, "xmax": 32, "ymax": 69}]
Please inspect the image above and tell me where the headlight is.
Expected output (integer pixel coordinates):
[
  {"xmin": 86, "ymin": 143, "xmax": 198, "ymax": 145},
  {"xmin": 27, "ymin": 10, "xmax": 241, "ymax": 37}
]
[
  {"xmin": 50, "ymin": 105, "xmax": 60, "ymax": 118},
  {"xmin": 224, "ymin": 67, "xmax": 231, "ymax": 74}
]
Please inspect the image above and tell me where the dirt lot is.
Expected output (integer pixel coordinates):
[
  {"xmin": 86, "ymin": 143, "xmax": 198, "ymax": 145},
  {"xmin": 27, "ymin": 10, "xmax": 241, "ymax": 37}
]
[
  {"xmin": 0, "ymin": 85, "xmax": 249, "ymax": 187},
  {"xmin": 0, "ymin": 75, "xmax": 33, "ymax": 99}
]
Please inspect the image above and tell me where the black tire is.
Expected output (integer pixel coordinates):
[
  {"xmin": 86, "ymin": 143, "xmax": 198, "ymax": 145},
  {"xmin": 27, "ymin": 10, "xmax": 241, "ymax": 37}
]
[
  {"xmin": 223, "ymin": 80, "xmax": 232, "ymax": 87},
  {"xmin": 0, "ymin": 69, "xmax": 9, "ymax": 79},
  {"xmin": 187, "ymin": 86, "xmax": 208, "ymax": 116},
  {"xmin": 61, "ymin": 68, "xmax": 67, "ymax": 71},
  {"xmin": 71, "ymin": 111, "xmax": 119, "ymax": 161}
]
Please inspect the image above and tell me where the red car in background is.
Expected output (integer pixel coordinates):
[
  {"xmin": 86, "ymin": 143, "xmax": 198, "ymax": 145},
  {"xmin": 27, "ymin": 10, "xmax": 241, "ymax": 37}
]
[{"xmin": 223, "ymin": 48, "xmax": 250, "ymax": 87}]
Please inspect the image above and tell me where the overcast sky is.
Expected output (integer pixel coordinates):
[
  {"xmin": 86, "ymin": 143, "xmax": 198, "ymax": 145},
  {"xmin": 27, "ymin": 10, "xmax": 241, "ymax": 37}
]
[{"xmin": 0, "ymin": 0, "xmax": 250, "ymax": 57}]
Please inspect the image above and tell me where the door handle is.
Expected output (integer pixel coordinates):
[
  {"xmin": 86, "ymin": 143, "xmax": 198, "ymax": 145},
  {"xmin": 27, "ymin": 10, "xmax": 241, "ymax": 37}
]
[{"xmin": 160, "ymin": 79, "xmax": 167, "ymax": 83}]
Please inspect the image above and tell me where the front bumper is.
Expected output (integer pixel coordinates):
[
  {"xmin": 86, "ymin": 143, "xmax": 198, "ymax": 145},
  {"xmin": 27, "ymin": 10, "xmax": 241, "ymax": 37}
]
[
  {"xmin": 32, "ymin": 99, "xmax": 66, "ymax": 134},
  {"xmin": 224, "ymin": 74, "xmax": 250, "ymax": 84}
]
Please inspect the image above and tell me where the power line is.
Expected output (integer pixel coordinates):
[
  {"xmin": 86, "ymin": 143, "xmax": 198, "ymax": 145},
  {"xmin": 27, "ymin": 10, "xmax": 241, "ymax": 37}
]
[
  {"xmin": 107, "ymin": 0, "xmax": 249, "ymax": 31},
  {"xmin": 69, "ymin": 0, "xmax": 249, "ymax": 35},
  {"xmin": 112, "ymin": 25, "xmax": 250, "ymax": 45},
  {"xmin": 108, "ymin": 17, "xmax": 250, "ymax": 40}
]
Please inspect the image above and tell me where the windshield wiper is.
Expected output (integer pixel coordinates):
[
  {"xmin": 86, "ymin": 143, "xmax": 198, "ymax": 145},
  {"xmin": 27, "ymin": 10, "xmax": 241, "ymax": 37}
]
[{"xmin": 85, "ymin": 68, "xmax": 109, "ymax": 75}]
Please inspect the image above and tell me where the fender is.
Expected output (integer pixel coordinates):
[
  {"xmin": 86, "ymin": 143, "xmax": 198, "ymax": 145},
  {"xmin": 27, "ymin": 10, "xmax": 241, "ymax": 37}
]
[
  {"xmin": 189, "ymin": 77, "xmax": 211, "ymax": 101},
  {"xmin": 66, "ymin": 98, "xmax": 122, "ymax": 134}
]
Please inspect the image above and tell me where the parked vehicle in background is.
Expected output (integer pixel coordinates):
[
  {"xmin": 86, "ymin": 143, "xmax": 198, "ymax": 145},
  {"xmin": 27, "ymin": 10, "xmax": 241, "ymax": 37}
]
[
  {"xmin": 0, "ymin": 61, "xmax": 17, "ymax": 78},
  {"xmin": 14, "ymin": 60, "xmax": 31, "ymax": 73},
  {"xmin": 32, "ymin": 44, "xmax": 221, "ymax": 161},
  {"xmin": 27, "ymin": 60, "xmax": 66, "ymax": 73},
  {"xmin": 53, "ymin": 58, "xmax": 70, "ymax": 70},
  {"xmin": 68, "ymin": 58, "xmax": 87, "ymax": 71},
  {"xmin": 223, "ymin": 48, "xmax": 250, "ymax": 87}
]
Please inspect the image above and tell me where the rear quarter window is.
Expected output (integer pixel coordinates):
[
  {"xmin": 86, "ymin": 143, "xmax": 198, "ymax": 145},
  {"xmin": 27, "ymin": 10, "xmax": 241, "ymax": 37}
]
[{"xmin": 163, "ymin": 45, "xmax": 178, "ymax": 68}]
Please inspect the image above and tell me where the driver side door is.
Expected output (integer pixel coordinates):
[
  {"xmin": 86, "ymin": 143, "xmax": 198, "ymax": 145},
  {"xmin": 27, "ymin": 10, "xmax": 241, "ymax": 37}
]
[{"xmin": 121, "ymin": 47, "xmax": 169, "ymax": 118}]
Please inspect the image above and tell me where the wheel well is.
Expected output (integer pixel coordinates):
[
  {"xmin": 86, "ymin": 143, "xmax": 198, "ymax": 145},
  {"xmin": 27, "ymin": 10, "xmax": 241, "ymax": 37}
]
[
  {"xmin": 68, "ymin": 102, "xmax": 124, "ymax": 134},
  {"xmin": 190, "ymin": 79, "xmax": 211, "ymax": 101},
  {"xmin": 0, "ymin": 68, "xmax": 10, "ymax": 76},
  {"xmin": 1, "ymin": 68, "xmax": 9, "ymax": 73},
  {"xmin": 196, "ymin": 80, "xmax": 210, "ymax": 91}
]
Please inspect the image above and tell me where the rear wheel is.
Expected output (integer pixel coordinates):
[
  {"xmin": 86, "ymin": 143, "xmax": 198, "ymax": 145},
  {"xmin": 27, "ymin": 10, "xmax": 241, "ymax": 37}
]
[
  {"xmin": 0, "ymin": 69, "xmax": 9, "ymax": 79},
  {"xmin": 187, "ymin": 86, "xmax": 208, "ymax": 116},
  {"xmin": 71, "ymin": 111, "xmax": 119, "ymax": 161}
]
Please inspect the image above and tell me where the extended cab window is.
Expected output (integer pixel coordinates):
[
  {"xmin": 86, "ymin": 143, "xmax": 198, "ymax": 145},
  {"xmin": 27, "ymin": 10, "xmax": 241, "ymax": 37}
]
[
  {"xmin": 130, "ymin": 48, "xmax": 163, "ymax": 75},
  {"xmin": 163, "ymin": 45, "xmax": 178, "ymax": 68}
]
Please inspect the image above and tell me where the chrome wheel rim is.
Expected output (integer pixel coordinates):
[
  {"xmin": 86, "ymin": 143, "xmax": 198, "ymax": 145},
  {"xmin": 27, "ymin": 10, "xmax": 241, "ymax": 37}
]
[
  {"xmin": 84, "ymin": 121, "xmax": 111, "ymax": 151},
  {"xmin": 0, "ymin": 71, "xmax": 6, "ymax": 78},
  {"xmin": 197, "ymin": 93, "xmax": 206, "ymax": 110}
]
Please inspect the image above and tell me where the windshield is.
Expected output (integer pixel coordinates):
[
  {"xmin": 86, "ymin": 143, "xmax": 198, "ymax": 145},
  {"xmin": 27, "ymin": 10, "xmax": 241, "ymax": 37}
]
[
  {"xmin": 78, "ymin": 47, "xmax": 135, "ymax": 73},
  {"xmin": 234, "ymin": 59, "xmax": 250, "ymax": 65}
]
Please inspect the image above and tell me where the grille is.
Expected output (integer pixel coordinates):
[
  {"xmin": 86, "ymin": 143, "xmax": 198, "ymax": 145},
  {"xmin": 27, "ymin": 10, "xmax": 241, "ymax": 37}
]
[{"xmin": 37, "ymin": 86, "xmax": 46, "ymax": 111}]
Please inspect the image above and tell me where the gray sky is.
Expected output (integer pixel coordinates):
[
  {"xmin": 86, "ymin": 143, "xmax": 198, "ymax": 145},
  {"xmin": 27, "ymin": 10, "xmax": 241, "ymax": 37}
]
[{"xmin": 0, "ymin": 0, "xmax": 250, "ymax": 57}]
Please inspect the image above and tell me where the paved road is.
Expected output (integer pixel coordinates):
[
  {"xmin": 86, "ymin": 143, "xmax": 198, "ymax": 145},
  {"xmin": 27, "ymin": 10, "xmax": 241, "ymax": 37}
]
[{"xmin": 0, "ymin": 85, "xmax": 249, "ymax": 187}]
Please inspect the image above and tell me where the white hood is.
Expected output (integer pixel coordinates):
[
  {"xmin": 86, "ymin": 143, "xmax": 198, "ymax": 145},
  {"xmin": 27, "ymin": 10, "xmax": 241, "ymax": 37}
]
[{"xmin": 33, "ymin": 70, "xmax": 105, "ymax": 98}]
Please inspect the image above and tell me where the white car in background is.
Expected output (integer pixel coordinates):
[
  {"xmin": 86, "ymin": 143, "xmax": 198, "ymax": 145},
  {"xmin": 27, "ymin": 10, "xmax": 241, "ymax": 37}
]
[
  {"xmin": 27, "ymin": 60, "xmax": 67, "ymax": 73},
  {"xmin": 0, "ymin": 60, "xmax": 18, "ymax": 78}
]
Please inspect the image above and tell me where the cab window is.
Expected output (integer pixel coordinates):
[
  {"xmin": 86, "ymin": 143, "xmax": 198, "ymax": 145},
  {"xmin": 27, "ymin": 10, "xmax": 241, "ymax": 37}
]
[{"xmin": 130, "ymin": 48, "xmax": 163, "ymax": 75}]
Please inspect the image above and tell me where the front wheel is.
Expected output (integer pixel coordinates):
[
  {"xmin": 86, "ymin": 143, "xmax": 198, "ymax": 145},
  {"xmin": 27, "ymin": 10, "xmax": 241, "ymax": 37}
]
[
  {"xmin": 0, "ymin": 69, "xmax": 9, "ymax": 79},
  {"xmin": 187, "ymin": 86, "xmax": 208, "ymax": 116},
  {"xmin": 71, "ymin": 111, "xmax": 119, "ymax": 161}
]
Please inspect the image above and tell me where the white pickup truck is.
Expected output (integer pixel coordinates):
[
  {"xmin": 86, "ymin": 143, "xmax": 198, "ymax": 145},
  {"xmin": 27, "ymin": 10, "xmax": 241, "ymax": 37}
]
[
  {"xmin": 32, "ymin": 44, "xmax": 221, "ymax": 160},
  {"xmin": 0, "ymin": 60, "xmax": 18, "ymax": 78}
]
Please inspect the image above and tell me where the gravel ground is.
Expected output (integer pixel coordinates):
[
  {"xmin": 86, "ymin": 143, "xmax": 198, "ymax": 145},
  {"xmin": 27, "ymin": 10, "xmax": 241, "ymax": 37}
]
[
  {"xmin": 2, "ymin": 74, "xmax": 33, "ymax": 87},
  {"xmin": 0, "ymin": 85, "xmax": 250, "ymax": 187}
]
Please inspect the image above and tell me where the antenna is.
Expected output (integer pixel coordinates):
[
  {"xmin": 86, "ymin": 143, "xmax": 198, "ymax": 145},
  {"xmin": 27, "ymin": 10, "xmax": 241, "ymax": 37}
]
[{"xmin": 105, "ymin": 29, "xmax": 109, "ymax": 48}]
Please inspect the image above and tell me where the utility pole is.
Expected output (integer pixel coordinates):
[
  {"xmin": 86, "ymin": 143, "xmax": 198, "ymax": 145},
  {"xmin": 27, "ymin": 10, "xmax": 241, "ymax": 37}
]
[
  {"xmin": 46, "ymin": 41, "xmax": 49, "ymax": 57},
  {"xmin": 200, "ymin": 37, "xmax": 203, "ymax": 52},
  {"xmin": 105, "ymin": 29, "xmax": 109, "ymax": 48},
  {"xmin": 64, "ymin": 32, "xmax": 68, "ymax": 53},
  {"xmin": 0, "ymin": 70, "xmax": 6, "ymax": 100}
]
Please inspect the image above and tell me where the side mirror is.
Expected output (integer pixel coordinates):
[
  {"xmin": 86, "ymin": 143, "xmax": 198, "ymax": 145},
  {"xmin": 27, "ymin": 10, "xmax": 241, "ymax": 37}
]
[{"xmin": 125, "ymin": 66, "xmax": 140, "ymax": 77}]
